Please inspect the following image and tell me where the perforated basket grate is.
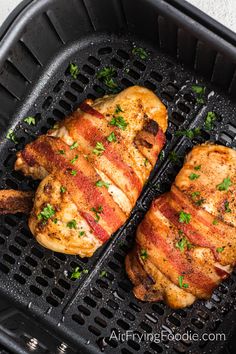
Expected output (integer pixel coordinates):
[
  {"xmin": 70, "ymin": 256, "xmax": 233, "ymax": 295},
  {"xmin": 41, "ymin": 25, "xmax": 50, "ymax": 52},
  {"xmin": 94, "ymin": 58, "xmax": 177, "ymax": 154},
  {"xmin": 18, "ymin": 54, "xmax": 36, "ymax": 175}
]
[{"xmin": 0, "ymin": 0, "xmax": 235, "ymax": 353}]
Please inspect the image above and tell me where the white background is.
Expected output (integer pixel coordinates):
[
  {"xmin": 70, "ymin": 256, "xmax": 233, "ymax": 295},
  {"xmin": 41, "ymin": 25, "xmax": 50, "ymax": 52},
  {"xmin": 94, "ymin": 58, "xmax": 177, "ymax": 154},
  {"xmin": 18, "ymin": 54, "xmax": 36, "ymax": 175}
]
[{"xmin": 0, "ymin": 0, "xmax": 235, "ymax": 33}]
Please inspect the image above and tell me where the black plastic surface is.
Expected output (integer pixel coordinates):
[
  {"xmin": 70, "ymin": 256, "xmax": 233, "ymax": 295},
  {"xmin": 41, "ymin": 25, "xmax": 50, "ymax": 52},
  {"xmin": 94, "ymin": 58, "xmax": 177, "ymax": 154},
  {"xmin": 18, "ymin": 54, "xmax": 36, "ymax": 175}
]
[{"xmin": 0, "ymin": 0, "xmax": 235, "ymax": 353}]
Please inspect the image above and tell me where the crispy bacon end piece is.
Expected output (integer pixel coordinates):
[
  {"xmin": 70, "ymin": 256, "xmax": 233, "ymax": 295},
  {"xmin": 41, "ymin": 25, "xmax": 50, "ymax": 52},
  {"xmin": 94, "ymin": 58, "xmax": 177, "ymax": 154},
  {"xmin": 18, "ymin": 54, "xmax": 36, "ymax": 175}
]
[{"xmin": 0, "ymin": 190, "xmax": 34, "ymax": 214}]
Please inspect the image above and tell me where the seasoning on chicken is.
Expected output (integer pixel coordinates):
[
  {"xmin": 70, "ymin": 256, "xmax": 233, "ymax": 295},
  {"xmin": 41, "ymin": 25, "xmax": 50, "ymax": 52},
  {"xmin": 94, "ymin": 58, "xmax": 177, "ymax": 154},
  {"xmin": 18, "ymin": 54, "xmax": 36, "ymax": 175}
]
[
  {"xmin": 126, "ymin": 143, "xmax": 236, "ymax": 308},
  {"xmin": 14, "ymin": 86, "xmax": 168, "ymax": 257}
]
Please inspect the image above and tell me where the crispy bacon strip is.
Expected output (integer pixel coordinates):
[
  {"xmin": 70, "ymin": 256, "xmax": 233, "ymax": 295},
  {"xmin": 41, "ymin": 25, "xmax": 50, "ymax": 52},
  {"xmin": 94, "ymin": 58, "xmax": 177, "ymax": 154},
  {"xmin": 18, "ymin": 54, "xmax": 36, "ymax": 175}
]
[
  {"xmin": 22, "ymin": 136, "xmax": 126, "ymax": 241},
  {"xmin": 0, "ymin": 190, "xmax": 34, "ymax": 214}
]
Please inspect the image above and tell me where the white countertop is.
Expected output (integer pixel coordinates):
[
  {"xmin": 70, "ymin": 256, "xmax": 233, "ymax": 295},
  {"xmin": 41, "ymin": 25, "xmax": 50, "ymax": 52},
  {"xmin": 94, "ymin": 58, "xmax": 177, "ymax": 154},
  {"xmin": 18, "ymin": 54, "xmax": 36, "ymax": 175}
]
[{"xmin": 0, "ymin": 0, "xmax": 236, "ymax": 33}]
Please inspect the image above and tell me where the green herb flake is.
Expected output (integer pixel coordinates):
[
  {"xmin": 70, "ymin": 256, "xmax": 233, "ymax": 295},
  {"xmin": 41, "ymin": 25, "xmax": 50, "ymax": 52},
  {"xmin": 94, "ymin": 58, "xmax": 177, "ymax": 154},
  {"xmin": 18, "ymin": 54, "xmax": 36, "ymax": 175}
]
[
  {"xmin": 224, "ymin": 200, "xmax": 231, "ymax": 213},
  {"xmin": 70, "ymin": 141, "xmax": 78, "ymax": 150},
  {"xmin": 67, "ymin": 219, "xmax": 77, "ymax": 229},
  {"xmin": 60, "ymin": 186, "xmax": 67, "ymax": 193},
  {"xmin": 194, "ymin": 165, "xmax": 201, "ymax": 171},
  {"xmin": 97, "ymin": 67, "xmax": 119, "ymax": 93},
  {"xmin": 144, "ymin": 158, "xmax": 148, "ymax": 167},
  {"xmin": 70, "ymin": 267, "xmax": 88, "ymax": 279},
  {"xmin": 169, "ymin": 151, "xmax": 181, "ymax": 163},
  {"xmin": 216, "ymin": 247, "xmax": 225, "ymax": 253},
  {"xmin": 204, "ymin": 111, "xmax": 217, "ymax": 131},
  {"xmin": 53, "ymin": 218, "xmax": 58, "ymax": 224},
  {"xmin": 175, "ymin": 127, "xmax": 201, "ymax": 140},
  {"xmin": 109, "ymin": 116, "xmax": 128, "ymax": 130},
  {"xmin": 70, "ymin": 170, "xmax": 77, "ymax": 176},
  {"xmin": 70, "ymin": 155, "xmax": 79, "ymax": 164},
  {"xmin": 159, "ymin": 150, "xmax": 165, "ymax": 161},
  {"xmin": 213, "ymin": 219, "xmax": 219, "ymax": 225},
  {"xmin": 37, "ymin": 204, "xmax": 55, "ymax": 221},
  {"xmin": 179, "ymin": 211, "xmax": 191, "ymax": 224},
  {"xmin": 107, "ymin": 132, "xmax": 117, "ymax": 142},
  {"xmin": 132, "ymin": 47, "xmax": 149, "ymax": 60},
  {"xmin": 178, "ymin": 275, "xmax": 189, "ymax": 288},
  {"xmin": 189, "ymin": 173, "xmax": 200, "ymax": 181},
  {"xmin": 91, "ymin": 206, "xmax": 103, "ymax": 222},
  {"xmin": 191, "ymin": 191, "xmax": 205, "ymax": 206},
  {"xmin": 93, "ymin": 142, "xmax": 105, "ymax": 156},
  {"xmin": 217, "ymin": 177, "xmax": 232, "ymax": 191},
  {"xmin": 140, "ymin": 249, "xmax": 148, "ymax": 261},
  {"xmin": 95, "ymin": 180, "xmax": 109, "ymax": 189},
  {"xmin": 176, "ymin": 237, "xmax": 192, "ymax": 252},
  {"xmin": 58, "ymin": 149, "xmax": 65, "ymax": 155},
  {"xmin": 100, "ymin": 270, "xmax": 107, "ymax": 278},
  {"xmin": 6, "ymin": 129, "xmax": 18, "ymax": 144},
  {"xmin": 191, "ymin": 85, "xmax": 206, "ymax": 104},
  {"xmin": 78, "ymin": 231, "xmax": 85, "ymax": 237},
  {"xmin": 115, "ymin": 104, "xmax": 123, "ymax": 114},
  {"xmin": 24, "ymin": 116, "xmax": 36, "ymax": 125},
  {"xmin": 69, "ymin": 63, "xmax": 79, "ymax": 79}
]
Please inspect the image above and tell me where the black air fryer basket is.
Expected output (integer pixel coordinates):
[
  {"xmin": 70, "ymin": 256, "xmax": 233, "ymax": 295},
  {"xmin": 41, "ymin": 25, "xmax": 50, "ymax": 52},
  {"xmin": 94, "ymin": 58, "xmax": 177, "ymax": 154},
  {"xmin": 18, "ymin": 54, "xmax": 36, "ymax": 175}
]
[{"xmin": 0, "ymin": 0, "xmax": 235, "ymax": 353}]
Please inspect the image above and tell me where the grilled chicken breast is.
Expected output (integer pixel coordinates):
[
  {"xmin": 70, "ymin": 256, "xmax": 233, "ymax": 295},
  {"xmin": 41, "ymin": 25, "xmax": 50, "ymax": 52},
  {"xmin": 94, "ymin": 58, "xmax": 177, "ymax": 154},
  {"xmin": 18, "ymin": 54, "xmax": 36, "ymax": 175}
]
[
  {"xmin": 126, "ymin": 143, "xmax": 236, "ymax": 308},
  {"xmin": 15, "ymin": 86, "xmax": 167, "ymax": 257}
]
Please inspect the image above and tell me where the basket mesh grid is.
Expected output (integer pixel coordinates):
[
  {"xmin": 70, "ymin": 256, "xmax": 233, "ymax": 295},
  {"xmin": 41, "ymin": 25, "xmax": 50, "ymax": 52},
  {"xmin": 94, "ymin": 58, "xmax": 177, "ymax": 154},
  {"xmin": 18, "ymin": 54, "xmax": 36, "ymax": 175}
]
[{"xmin": 0, "ymin": 26, "xmax": 235, "ymax": 353}]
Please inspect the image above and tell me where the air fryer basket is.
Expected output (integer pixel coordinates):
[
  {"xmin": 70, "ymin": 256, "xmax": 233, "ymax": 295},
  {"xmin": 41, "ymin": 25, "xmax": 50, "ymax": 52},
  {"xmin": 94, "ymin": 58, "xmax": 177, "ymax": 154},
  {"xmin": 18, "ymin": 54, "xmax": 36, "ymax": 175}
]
[{"xmin": 0, "ymin": 0, "xmax": 235, "ymax": 353}]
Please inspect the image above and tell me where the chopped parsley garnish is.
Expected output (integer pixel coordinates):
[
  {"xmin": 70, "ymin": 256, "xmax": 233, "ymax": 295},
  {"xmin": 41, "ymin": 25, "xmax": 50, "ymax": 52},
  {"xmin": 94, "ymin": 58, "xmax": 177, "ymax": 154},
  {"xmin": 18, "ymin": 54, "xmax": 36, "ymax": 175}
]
[
  {"xmin": 175, "ymin": 127, "xmax": 201, "ymax": 140},
  {"xmin": 159, "ymin": 150, "xmax": 165, "ymax": 161},
  {"xmin": 204, "ymin": 111, "xmax": 217, "ymax": 130},
  {"xmin": 132, "ymin": 47, "xmax": 149, "ymax": 60},
  {"xmin": 6, "ymin": 129, "xmax": 18, "ymax": 144},
  {"xmin": 191, "ymin": 85, "xmax": 205, "ymax": 104},
  {"xmin": 109, "ymin": 115, "xmax": 128, "ymax": 130},
  {"xmin": 97, "ymin": 67, "xmax": 119, "ymax": 93},
  {"xmin": 79, "ymin": 231, "xmax": 85, "ymax": 237},
  {"xmin": 67, "ymin": 220, "xmax": 77, "ymax": 229},
  {"xmin": 216, "ymin": 247, "xmax": 225, "ymax": 253},
  {"xmin": 100, "ymin": 270, "xmax": 107, "ymax": 278},
  {"xmin": 194, "ymin": 165, "xmax": 201, "ymax": 171},
  {"xmin": 24, "ymin": 116, "xmax": 36, "ymax": 125},
  {"xmin": 93, "ymin": 142, "xmax": 105, "ymax": 155},
  {"xmin": 176, "ymin": 237, "xmax": 192, "ymax": 252},
  {"xmin": 213, "ymin": 219, "xmax": 218, "ymax": 225},
  {"xmin": 70, "ymin": 155, "xmax": 79, "ymax": 164},
  {"xmin": 217, "ymin": 177, "xmax": 232, "ymax": 191},
  {"xmin": 58, "ymin": 149, "xmax": 65, "ymax": 155},
  {"xmin": 70, "ymin": 141, "xmax": 78, "ymax": 150},
  {"xmin": 169, "ymin": 151, "xmax": 181, "ymax": 163},
  {"xmin": 224, "ymin": 200, "xmax": 231, "ymax": 213},
  {"xmin": 191, "ymin": 191, "xmax": 205, "ymax": 206},
  {"xmin": 69, "ymin": 63, "xmax": 79, "ymax": 79},
  {"xmin": 140, "ymin": 249, "xmax": 148, "ymax": 260},
  {"xmin": 107, "ymin": 132, "xmax": 117, "ymax": 142},
  {"xmin": 115, "ymin": 104, "xmax": 123, "ymax": 114},
  {"xmin": 53, "ymin": 218, "xmax": 58, "ymax": 224},
  {"xmin": 71, "ymin": 267, "xmax": 88, "ymax": 279},
  {"xmin": 189, "ymin": 173, "xmax": 200, "ymax": 180},
  {"xmin": 70, "ymin": 170, "xmax": 77, "ymax": 176},
  {"xmin": 60, "ymin": 186, "xmax": 67, "ymax": 193},
  {"xmin": 191, "ymin": 191, "xmax": 200, "ymax": 198},
  {"xmin": 178, "ymin": 275, "xmax": 189, "ymax": 288},
  {"xmin": 179, "ymin": 211, "xmax": 191, "ymax": 224},
  {"xmin": 95, "ymin": 180, "xmax": 109, "ymax": 189},
  {"xmin": 37, "ymin": 204, "xmax": 55, "ymax": 221},
  {"xmin": 91, "ymin": 206, "xmax": 103, "ymax": 222},
  {"xmin": 144, "ymin": 158, "xmax": 148, "ymax": 167}
]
